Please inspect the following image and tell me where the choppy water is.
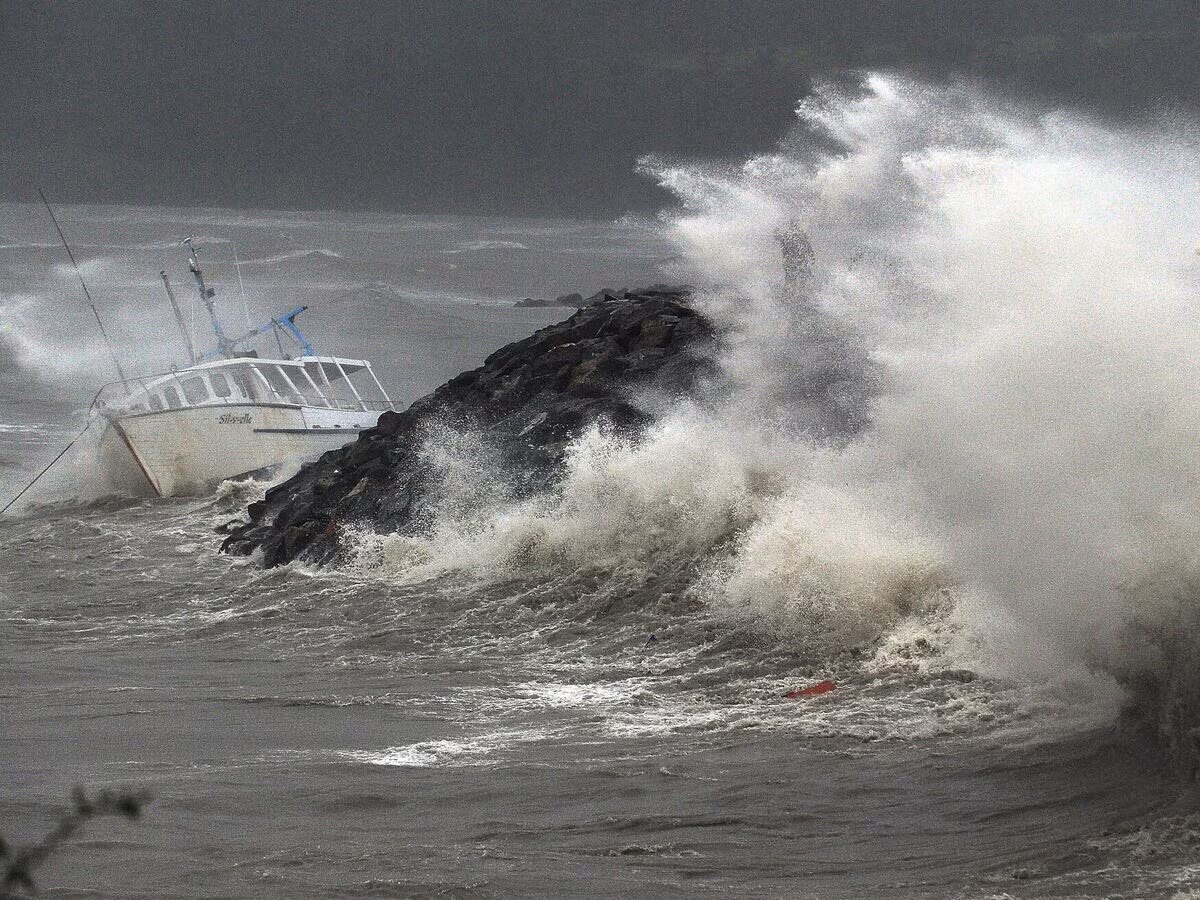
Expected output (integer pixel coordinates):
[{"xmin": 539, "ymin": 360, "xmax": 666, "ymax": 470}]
[
  {"xmin": 3, "ymin": 491, "xmax": 1194, "ymax": 899},
  {"xmin": 6, "ymin": 73, "xmax": 1200, "ymax": 898}
]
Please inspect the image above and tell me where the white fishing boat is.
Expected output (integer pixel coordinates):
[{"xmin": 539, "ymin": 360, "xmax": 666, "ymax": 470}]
[{"xmin": 92, "ymin": 238, "xmax": 396, "ymax": 496}]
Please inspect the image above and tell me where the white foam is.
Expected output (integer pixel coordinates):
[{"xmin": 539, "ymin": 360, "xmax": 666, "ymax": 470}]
[
  {"xmin": 241, "ymin": 247, "xmax": 345, "ymax": 265},
  {"xmin": 641, "ymin": 72, "xmax": 1200, "ymax": 689},
  {"xmin": 338, "ymin": 727, "xmax": 552, "ymax": 767},
  {"xmin": 328, "ymin": 72, "xmax": 1200, "ymax": 718},
  {"xmin": 443, "ymin": 240, "xmax": 531, "ymax": 254},
  {"xmin": 345, "ymin": 739, "xmax": 488, "ymax": 767}
]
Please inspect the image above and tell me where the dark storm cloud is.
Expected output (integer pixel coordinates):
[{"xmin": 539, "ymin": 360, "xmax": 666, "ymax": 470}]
[{"xmin": 2, "ymin": 0, "xmax": 1199, "ymax": 215}]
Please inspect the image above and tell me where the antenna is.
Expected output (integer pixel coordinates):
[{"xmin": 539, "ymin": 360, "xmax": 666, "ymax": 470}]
[
  {"xmin": 38, "ymin": 189, "xmax": 128, "ymax": 384},
  {"xmin": 182, "ymin": 236, "xmax": 236, "ymax": 359}
]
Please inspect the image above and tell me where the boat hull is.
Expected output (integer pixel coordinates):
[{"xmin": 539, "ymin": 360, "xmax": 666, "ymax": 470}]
[{"xmin": 99, "ymin": 403, "xmax": 374, "ymax": 497}]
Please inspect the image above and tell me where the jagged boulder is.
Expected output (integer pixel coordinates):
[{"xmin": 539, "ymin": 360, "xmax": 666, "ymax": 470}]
[{"xmin": 222, "ymin": 287, "xmax": 716, "ymax": 566}]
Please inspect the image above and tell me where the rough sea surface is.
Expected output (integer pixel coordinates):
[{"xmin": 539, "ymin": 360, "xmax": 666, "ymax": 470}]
[{"xmin": 6, "ymin": 74, "xmax": 1200, "ymax": 898}]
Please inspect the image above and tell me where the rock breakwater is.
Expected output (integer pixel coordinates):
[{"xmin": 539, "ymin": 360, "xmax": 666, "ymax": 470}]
[{"xmin": 221, "ymin": 287, "xmax": 716, "ymax": 566}]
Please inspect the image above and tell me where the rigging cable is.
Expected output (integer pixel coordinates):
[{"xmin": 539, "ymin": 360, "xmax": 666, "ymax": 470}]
[
  {"xmin": 0, "ymin": 387, "xmax": 105, "ymax": 516},
  {"xmin": 38, "ymin": 189, "xmax": 129, "ymax": 385},
  {"xmin": 231, "ymin": 240, "xmax": 252, "ymax": 332}
]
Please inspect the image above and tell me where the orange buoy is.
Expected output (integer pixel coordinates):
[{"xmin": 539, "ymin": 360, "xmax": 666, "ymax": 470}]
[{"xmin": 784, "ymin": 679, "xmax": 836, "ymax": 699}]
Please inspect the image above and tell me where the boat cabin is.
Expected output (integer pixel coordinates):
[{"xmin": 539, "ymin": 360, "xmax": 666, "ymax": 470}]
[{"xmin": 106, "ymin": 356, "xmax": 394, "ymax": 416}]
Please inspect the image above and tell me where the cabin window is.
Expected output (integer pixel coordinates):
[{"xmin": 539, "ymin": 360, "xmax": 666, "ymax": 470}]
[
  {"xmin": 247, "ymin": 366, "xmax": 276, "ymax": 401},
  {"xmin": 147, "ymin": 394, "xmax": 164, "ymax": 412},
  {"xmin": 309, "ymin": 365, "xmax": 354, "ymax": 409},
  {"xmin": 181, "ymin": 377, "xmax": 209, "ymax": 405},
  {"xmin": 210, "ymin": 373, "xmax": 232, "ymax": 398},
  {"xmin": 162, "ymin": 386, "xmax": 181, "ymax": 409},
  {"xmin": 229, "ymin": 370, "xmax": 254, "ymax": 400},
  {"xmin": 260, "ymin": 366, "xmax": 303, "ymax": 403}
]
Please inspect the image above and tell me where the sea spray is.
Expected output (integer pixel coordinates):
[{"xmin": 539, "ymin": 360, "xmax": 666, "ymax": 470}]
[
  {"xmin": 703, "ymin": 481, "xmax": 946, "ymax": 654},
  {"xmin": 345, "ymin": 412, "xmax": 770, "ymax": 583},
  {"xmin": 642, "ymin": 72, "xmax": 1200, "ymax": 757},
  {"xmin": 0, "ymin": 292, "xmax": 76, "ymax": 380},
  {"xmin": 344, "ymin": 404, "xmax": 948, "ymax": 659},
  {"xmin": 233, "ymin": 71, "xmax": 1200, "ymax": 740}
]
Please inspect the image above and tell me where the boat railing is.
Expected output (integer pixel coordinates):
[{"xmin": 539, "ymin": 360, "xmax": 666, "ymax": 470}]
[{"xmin": 90, "ymin": 369, "xmax": 399, "ymax": 418}]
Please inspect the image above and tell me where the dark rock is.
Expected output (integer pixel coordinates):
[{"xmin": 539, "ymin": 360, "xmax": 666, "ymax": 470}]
[
  {"xmin": 222, "ymin": 287, "xmax": 717, "ymax": 567},
  {"xmin": 585, "ymin": 288, "xmax": 625, "ymax": 304},
  {"xmin": 630, "ymin": 317, "xmax": 676, "ymax": 350},
  {"xmin": 273, "ymin": 497, "xmax": 315, "ymax": 531},
  {"xmin": 554, "ymin": 292, "xmax": 585, "ymax": 307},
  {"xmin": 513, "ymin": 297, "xmax": 557, "ymax": 307},
  {"xmin": 281, "ymin": 521, "xmax": 321, "ymax": 561}
]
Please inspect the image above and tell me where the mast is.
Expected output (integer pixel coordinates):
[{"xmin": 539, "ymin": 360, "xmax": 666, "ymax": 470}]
[
  {"xmin": 177, "ymin": 237, "xmax": 318, "ymax": 363},
  {"xmin": 182, "ymin": 236, "xmax": 236, "ymax": 359},
  {"xmin": 160, "ymin": 270, "xmax": 197, "ymax": 365}
]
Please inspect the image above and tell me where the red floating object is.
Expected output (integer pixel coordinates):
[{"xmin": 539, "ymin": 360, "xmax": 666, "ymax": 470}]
[{"xmin": 784, "ymin": 679, "xmax": 836, "ymax": 699}]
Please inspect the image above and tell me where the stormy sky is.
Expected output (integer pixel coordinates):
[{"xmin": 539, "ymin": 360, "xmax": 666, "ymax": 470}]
[{"xmin": 3, "ymin": 0, "xmax": 1199, "ymax": 216}]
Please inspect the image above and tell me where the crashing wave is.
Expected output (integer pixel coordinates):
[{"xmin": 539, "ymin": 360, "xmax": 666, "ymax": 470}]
[{"xmin": 224, "ymin": 73, "xmax": 1200, "ymax": 763}]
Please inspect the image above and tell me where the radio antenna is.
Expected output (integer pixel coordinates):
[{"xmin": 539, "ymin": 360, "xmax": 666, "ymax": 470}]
[
  {"xmin": 38, "ymin": 189, "xmax": 128, "ymax": 384},
  {"xmin": 182, "ymin": 236, "xmax": 236, "ymax": 359}
]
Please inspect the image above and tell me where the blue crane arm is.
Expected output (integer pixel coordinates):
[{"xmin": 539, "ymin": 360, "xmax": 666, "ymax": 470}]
[
  {"xmin": 199, "ymin": 305, "xmax": 315, "ymax": 362},
  {"xmin": 274, "ymin": 307, "xmax": 314, "ymax": 356}
]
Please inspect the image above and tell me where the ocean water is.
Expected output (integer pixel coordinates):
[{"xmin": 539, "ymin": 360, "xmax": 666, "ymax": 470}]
[{"xmin": 5, "ymin": 73, "xmax": 1200, "ymax": 898}]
